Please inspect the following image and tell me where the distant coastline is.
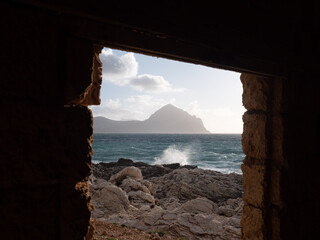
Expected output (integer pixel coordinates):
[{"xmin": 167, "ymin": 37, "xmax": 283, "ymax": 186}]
[{"xmin": 93, "ymin": 104, "xmax": 210, "ymax": 134}]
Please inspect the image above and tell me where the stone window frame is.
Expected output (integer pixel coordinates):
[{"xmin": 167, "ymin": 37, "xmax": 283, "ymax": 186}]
[{"xmin": 87, "ymin": 44, "xmax": 283, "ymax": 239}]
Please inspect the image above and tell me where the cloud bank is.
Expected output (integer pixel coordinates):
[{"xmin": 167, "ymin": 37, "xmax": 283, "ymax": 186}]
[
  {"xmin": 100, "ymin": 49, "xmax": 183, "ymax": 93},
  {"xmin": 101, "ymin": 48, "xmax": 138, "ymax": 82},
  {"xmin": 91, "ymin": 95, "xmax": 176, "ymax": 121}
]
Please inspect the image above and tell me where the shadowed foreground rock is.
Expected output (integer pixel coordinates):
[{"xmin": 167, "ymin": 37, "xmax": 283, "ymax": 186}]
[{"xmin": 91, "ymin": 159, "xmax": 243, "ymax": 240}]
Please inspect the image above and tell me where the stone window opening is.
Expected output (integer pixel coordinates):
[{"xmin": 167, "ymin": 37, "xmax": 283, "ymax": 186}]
[
  {"xmin": 88, "ymin": 46, "xmax": 247, "ymax": 240},
  {"xmin": 62, "ymin": 41, "xmax": 284, "ymax": 239}
]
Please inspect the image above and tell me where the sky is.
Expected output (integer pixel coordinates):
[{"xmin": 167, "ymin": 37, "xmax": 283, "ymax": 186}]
[{"xmin": 90, "ymin": 48, "xmax": 245, "ymax": 133}]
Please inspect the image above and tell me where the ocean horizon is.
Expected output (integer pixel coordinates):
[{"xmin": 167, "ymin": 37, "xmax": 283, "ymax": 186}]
[{"xmin": 92, "ymin": 133, "xmax": 244, "ymax": 174}]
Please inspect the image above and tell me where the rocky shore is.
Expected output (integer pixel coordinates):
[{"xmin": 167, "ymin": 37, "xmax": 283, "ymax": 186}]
[{"xmin": 90, "ymin": 159, "xmax": 243, "ymax": 240}]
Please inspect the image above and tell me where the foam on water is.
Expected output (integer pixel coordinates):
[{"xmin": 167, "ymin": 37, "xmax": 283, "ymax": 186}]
[
  {"xmin": 154, "ymin": 144, "xmax": 191, "ymax": 166},
  {"xmin": 92, "ymin": 160, "xmax": 103, "ymax": 164}
]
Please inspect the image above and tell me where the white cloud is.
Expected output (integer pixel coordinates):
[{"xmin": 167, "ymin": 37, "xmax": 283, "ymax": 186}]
[
  {"xmin": 126, "ymin": 95, "xmax": 154, "ymax": 104},
  {"xmin": 100, "ymin": 98, "xmax": 121, "ymax": 109},
  {"xmin": 129, "ymin": 74, "xmax": 185, "ymax": 93},
  {"xmin": 100, "ymin": 48, "xmax": 185, "ymax": 93},
  {"xmin": 90, "ymin": 98, "xmax": 138, "ymax": 120},
  {"xmin": 126, "ymin": 94, "xmax": 176, "ymax": 107},
  {"xmin": 91, "ymin": 95, "xmax": 176, "ymax": 121},
  {"xmin": 129, "ymin": 74, "xmax": 171, "ymax": 92},
  {"xmin": 184, "ymin": 101, "xmax": 245, "ymax": 133},
  {"xmin": 100, "ymin": 49, "xmax": 138, "ymax": 83}
]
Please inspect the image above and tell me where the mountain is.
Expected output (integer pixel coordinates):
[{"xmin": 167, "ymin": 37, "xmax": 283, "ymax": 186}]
[{"xmin": 93, "ymin": 104, "xmax": 210, "ymax": 134}]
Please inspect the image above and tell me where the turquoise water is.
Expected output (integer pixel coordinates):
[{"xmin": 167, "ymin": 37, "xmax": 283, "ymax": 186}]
[{"xmin": 92, "ymin": 134, "xmax": 244, "ymax": 174}]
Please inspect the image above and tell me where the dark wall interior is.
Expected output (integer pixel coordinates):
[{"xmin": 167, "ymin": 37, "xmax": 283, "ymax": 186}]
[{"xmin": 1, "ymin": 1, "xmax": 319, "ymax": 239}]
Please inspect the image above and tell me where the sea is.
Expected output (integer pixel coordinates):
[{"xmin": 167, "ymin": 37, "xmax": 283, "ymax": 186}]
[{"xmin": 92, "ymin": 134, "xmax": 244, "ymax": 174}]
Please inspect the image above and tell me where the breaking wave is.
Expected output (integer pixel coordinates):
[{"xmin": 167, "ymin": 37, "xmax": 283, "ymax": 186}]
[{"xmin": 153, "ymin": 145, "xmax": 192, "ymax": 166}]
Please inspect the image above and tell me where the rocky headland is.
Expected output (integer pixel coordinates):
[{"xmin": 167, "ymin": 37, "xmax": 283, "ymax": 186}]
[
  {"xmin": 90, "ymin": 159, "xmax": 243, "ymax": 240},
  {"xmin": 93, "ymin": 104, "xmax": 210, "ymax": 134}
]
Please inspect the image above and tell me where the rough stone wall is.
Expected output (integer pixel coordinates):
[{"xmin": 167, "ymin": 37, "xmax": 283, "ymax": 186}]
[
  {"xmin": 1, "ymin": 1, "xmax": 320, "ymax": 240},
  {"xmin": 241, "ymin": 73, "xmax": 320, "ymax": 239},
  {"xmin": 241, "ymin": 74, "xmax": 277, "ymax": 239},
  {"xmin": 280, "ymin": 71, "xmax": 320, "ymax": 240},
  {"xmin": 0, "ymin": 2, "xmax": 102, "ymax": 239}
]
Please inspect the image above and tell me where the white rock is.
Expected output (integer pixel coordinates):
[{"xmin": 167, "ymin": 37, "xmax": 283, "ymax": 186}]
[{"xmin": 109, "ymin": 166, "xmax": 143, "ymax": 185}]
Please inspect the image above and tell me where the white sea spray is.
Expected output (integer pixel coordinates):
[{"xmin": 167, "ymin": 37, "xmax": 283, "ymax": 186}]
[{"xmin": 153, "ymin": 144, "xmax": 192, "ymax": 166}]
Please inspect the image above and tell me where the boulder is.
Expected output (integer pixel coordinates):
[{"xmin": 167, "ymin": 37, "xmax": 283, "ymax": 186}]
[
  {"xmin": 128, "ymin": 190, "xmax": 155, "ymax": 208},
  {"xmin": 149, "ymin": 168, "xmax": 242, "ymax": 204},
  {"xmin": 90, "ymin": 161, "xmax": 243, "ymax": 240},
  {"xmin": 117, "ymin": 158, "xmax": 135, "ymax": 166},
  {"xmin": 180, "ymin": 197, "xmax": 217, "ymax": 214},
  {"xmin": 109, "ymin": 166, "xmax": 143, "ymax": 185},
  {"xmin": 120, "ymin": 177, "xmax": 152, "ymax": 194},
  {"xmin": 90, "ymin": 178, "xmax": 130, "ymax": 218}
]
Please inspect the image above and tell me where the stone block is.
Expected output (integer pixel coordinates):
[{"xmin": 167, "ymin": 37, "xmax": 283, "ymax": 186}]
[
  {"xmin": 0, "ymin": 186, "xmax": 60, "ymax": 240},
  {"xmin": 241, "ymin": 73, "xmax": 270, "ymax": 111},
  {"xmin": 241, "ymin": 203, "xmax": 265, "ymax": 240},
  {"xmin": 64, "ymin": 38, "xmax": 102, "ymax": 106},
  {"xmin": 0, "ymin": 102, "xmax": 93, "ymax": 187},
  {"xmin": 270, "ymin": 207, "xmax": 281, "ymax": 240},
  {"xmin": 242, "ymin": 164, "xmax": 266, "ymax": 208},
  {"xmin": 242, "ymin": 112, "xmax": 268, "ymax": 159},
  {"xmin": 59, "ymin": 182, "xmax": 92, "ymax": 239},
  {"xmin": 80, "ymin": 45, "xmax": 103, "ymax": 106},
  {"xmin": 269, "ymin": 167, "xmax": 283, "ymax": 207},
  {"xmin": 271, "ymin": 115, "xmax": 285, "ymax": 165}
]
